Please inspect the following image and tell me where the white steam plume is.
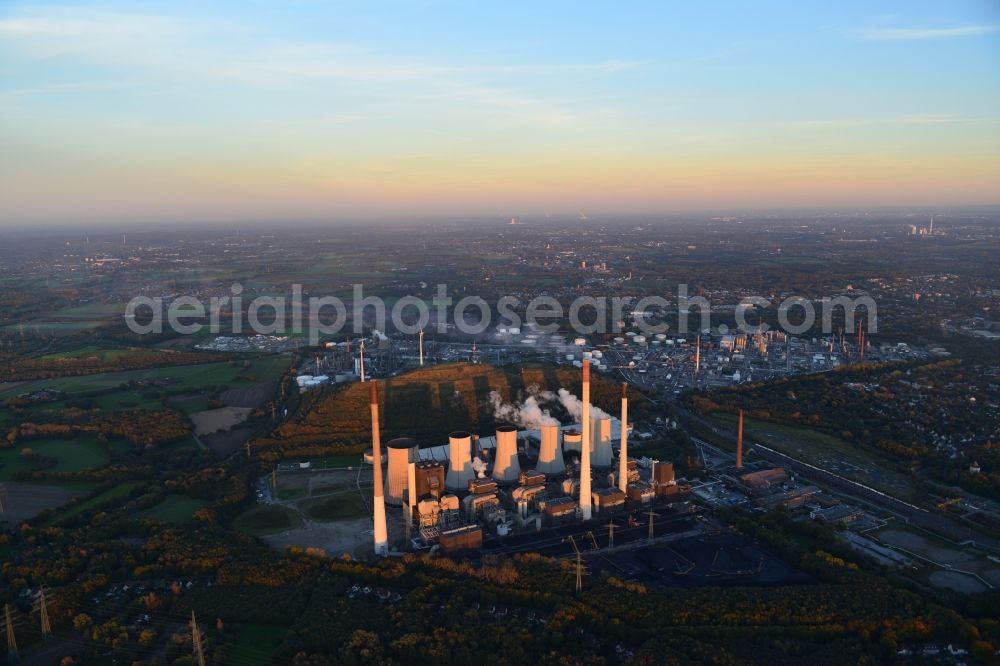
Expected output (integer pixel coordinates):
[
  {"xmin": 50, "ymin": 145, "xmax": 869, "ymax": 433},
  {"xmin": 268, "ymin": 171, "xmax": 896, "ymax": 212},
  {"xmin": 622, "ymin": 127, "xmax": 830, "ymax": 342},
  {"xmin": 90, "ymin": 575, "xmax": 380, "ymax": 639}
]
[
  {"xmin": 488, "ymin": 384, "xmax": 609, "ymax": 428},
  {"xmin": 556, "ymin": 388, "xmax": 610, "ymax": 421},
  {"xmin": 488, "ymin": 390, "xmax": 560, "ymax": 428}
]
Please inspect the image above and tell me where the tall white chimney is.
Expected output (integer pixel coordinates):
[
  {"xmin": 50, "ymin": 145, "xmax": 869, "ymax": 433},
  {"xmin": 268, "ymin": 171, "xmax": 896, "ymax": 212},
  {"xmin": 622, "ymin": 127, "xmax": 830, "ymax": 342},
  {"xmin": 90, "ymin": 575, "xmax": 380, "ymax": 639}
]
[
  {"xmin": 370, "ymin": 382, "xmax": 388, "ymax": 556},
  {"xmin": 580, "ymin": 360, "xmax": 592, "ymax": 520},
  {"xmin": 445, "ymin": 431, "xmax": 474, "ymax": 491},
  {"xmin": 492, "ymin": 425, "xmax": 521, "ymax": 483},
  {"xmin": 618, "ymin": 383, "xmax": 628, "ymax": 493},
  {"xmin": 535, "ymin": 423, "xmax": 565, "ymax": 475}
]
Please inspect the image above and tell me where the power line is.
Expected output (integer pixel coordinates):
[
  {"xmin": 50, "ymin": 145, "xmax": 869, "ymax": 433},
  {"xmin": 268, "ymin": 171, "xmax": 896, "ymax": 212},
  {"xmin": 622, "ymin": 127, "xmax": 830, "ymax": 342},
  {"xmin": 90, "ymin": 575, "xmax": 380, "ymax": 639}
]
[
  {"xmin": 190, "ymin": 611, "xmax": 206, "ymax": 666},
  {"xmin": 5, "ymin": 604, "xmax": 18, "ymax": 662}
]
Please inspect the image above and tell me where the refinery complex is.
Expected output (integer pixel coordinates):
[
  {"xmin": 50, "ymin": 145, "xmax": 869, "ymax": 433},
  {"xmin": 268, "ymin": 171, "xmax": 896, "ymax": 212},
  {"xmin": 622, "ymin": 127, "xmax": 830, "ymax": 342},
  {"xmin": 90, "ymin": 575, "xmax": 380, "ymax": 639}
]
[{"xmin": 366, "ymin": 360, "xmax": 694, "ymax": 556}]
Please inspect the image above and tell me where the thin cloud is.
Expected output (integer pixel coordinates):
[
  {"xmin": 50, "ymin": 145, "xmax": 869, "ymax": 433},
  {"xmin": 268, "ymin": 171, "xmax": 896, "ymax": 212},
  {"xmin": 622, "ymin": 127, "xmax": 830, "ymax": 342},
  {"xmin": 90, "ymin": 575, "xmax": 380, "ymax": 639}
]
[
  {"xmin": 787, "ymin": 114, "xmax": 1000, "ymax": 129},
  {"xmin": 0, "ymin": 10, "xmax": 634, "ymax": 129},
  {"xmin": 854, "ymin": 25, "xmax": 1000, "ymax": 40}
]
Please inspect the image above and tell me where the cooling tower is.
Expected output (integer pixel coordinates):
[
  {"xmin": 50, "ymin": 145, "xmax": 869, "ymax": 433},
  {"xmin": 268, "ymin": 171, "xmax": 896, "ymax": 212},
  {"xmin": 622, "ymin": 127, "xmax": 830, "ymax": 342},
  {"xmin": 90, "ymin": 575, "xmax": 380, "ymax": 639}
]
[
  {"xmin": 370, "ymin": 381, "xmax": 388, "ymax": 556},
  {"xmin": 492, "ymin": 425, "xmax": 521, "ymax": 483},
  {"xmin": 385, "ymin": 437, "xmax": 418, "ymax": 506},
  {"xmin": 580, "ymin": 360, "xmax": 592, "ymax": 520},
  {"xmin": 562, "ymin": 429, "xmax": 583, "ymax": 454},
  {"xmin": 589, "ymin": 415, "xmax": 614, "ymax": 468},
  {"xmin": 535, "ymin": 423, "xmax": 565, "ymax": 475},
  {"xmin": 618, "ymin": 383, "xmax": 628, "ymax": 493},
  {"xmin": 445, "ymin": 431, "xmax": 474, "ymax": 491}
]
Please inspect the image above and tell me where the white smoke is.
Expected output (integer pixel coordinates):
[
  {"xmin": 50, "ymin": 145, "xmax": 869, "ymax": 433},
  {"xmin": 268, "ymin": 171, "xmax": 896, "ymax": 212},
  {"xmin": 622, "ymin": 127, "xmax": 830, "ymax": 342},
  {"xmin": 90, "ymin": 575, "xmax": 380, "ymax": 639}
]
[
  {"xmin": 488, "ymin": 384, "xmax": 608, "ymax": 427},
  {"xmin": 488, "ymin": 390, "xmax": 560, "ymax": 428},
  {"xmin": 471, "ymin": 457, "xmax": 488, "ymax": 478},
  {"xmin": 556, "ymin": 388, "xmax": 611, "ymax": 421}
]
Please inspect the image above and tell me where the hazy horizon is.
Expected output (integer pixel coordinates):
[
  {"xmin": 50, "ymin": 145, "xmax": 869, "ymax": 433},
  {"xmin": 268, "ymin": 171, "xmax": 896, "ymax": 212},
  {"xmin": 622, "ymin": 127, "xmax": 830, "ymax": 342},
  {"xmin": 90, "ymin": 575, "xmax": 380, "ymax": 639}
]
[{"xmin": 2, "ymin": 0, "xmax": 1000, "ymax": 226}]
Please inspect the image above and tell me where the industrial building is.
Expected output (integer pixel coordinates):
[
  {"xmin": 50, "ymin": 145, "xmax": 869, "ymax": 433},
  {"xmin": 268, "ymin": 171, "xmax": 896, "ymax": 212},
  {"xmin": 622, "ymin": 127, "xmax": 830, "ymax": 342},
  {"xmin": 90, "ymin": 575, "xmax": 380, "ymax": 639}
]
[{"xmin": 363, "ymin": 364, "xmax": 691, "ymax": 557}]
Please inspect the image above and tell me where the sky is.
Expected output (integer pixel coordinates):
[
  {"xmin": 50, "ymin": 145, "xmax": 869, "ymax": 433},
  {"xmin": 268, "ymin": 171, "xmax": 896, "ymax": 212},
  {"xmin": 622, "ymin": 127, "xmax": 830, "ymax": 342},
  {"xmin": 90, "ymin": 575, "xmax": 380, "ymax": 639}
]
[{"xmin": 1, "ymin": 1, "xmax": 999, "ymax": 226}]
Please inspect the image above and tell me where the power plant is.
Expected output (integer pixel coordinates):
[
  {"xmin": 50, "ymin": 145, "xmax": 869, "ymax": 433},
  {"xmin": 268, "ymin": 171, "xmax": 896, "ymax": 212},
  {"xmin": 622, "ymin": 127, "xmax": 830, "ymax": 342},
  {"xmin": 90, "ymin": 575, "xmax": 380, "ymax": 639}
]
[{"xmin": 365, "ymin": 359, "xmax": 692, "ymax": 556}]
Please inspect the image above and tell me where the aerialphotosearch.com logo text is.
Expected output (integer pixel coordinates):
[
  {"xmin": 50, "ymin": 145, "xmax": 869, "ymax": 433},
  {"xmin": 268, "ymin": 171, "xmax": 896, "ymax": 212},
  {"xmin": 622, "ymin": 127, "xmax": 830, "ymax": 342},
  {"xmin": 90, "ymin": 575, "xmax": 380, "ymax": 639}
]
[{"xmin": 124, "ymin": 283, "xmax": 877, "ymax": 345}]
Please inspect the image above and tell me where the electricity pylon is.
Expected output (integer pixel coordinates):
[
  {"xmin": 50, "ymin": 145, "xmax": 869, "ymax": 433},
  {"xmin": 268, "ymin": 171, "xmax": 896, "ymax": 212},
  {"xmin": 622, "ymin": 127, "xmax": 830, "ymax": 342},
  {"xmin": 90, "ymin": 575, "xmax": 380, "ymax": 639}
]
[
  {"xmin": 563, "ymin": 535, "xmax": 588, "ymax": 593},
  {"xmin": 33, "ymin": 589, "xmax": 51, "ymax": 639},
  {"xmin": 647, "ymin": 509, "xmax": 661, "ymax": 544},
  {"xmin": 5, "ymin": 604, "xmax": 18, "ymax": 662},
  {"xmin": 190, "ymin": 611, "xmax": 206, "ymax": 666}
]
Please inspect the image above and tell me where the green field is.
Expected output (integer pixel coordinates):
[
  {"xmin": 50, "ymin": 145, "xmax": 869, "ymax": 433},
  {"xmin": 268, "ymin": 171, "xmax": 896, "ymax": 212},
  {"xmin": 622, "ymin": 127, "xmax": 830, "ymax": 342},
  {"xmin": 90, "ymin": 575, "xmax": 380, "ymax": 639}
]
[
  {"xmin": 0, "ymin": 437, "xmax": 117, "ymax": 481},
  {"xmin": 139, "ymin": 495, "xmax": 209, "ymax": 523},
  {"xmin": 233, "ymin": 504, "xmax": 302, "ymax": 536},
  {"xmin": 226, "ymin": 624, "xmax": 288, "ymax": 665},
  {"xmin": 2, "ymin": 356, "xmax": 290, "ymax": 413},
  {"xmin": 37, "ymin": 346, "xmax": 147, "ymax": 362},
  {"xmin": 708, "ymin": 412, "xmax": 919, "ymax": 500},
  {"xmin": 42, "ymin": 480, "xmax": 144, "ymax": 527}
]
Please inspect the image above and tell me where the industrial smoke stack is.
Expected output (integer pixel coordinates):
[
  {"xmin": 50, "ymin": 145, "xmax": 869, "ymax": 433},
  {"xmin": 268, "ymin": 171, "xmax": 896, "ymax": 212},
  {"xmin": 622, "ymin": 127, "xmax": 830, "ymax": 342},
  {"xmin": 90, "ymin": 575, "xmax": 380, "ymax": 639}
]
[
  {"xmin": 580, "ymin": 360, "xmax": 592, "ymax": 520},
  {"xmin": 492, "ymin": 425, "xmax": 521, "ymax": 483},
  {"xmin": 418, "ymin": 329, "xmax": 425, "ymax": 367},
  {"xmin": 535, "ymin": 423, "xmax": 565, "ymax": 475},
  {"xmin": 359, "ymin": 341, "xmax": 366, "ymax": 382},
  {"xmin": 370, "ymin": 382, "xmax": 389, "ymax": 556},
  {"xmin": 589, "ymin": 415, "xmax": 614, "ymax": 468},
  {"xmin": 618, "ymin": 383, "xmax": 628, "ymax": 492},
  {"xmin": 445, "ymin": 431, "xmax": 474, "ymax": 491},
  {"xmin": 736, "ymin": 409, "xmax": 744, "ymax": 471},
  {"xmin": 694, "ymin": 335, "xmax": 700, "ymax": 374},
  {"xmin": 385, "ymin": 437, "xmax": 418, "ymax": 505}
]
